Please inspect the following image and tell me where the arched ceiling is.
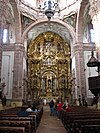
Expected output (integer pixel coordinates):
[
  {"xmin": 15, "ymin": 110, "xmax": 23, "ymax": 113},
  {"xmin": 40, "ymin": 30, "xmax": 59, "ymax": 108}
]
[
  {"xmin": 19, "ymin": 0, "xmax": 79, "ymax": 28},
  {"xmin": 28, "ymin": 22, "xmax": 72, "ymax": 45},
  {"xmin": 76, "ymin": 0, "xmax": 89, "ymax": 41},
  {"xmin": 24, "ymin": 0, "xmax": 77, "ymax": 11}
]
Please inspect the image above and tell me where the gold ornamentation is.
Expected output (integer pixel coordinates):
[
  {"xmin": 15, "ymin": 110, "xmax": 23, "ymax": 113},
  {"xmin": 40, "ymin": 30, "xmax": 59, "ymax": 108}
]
[{"xmin": 27, "ymin": 31, "xmax": 71, "ymax": 99}]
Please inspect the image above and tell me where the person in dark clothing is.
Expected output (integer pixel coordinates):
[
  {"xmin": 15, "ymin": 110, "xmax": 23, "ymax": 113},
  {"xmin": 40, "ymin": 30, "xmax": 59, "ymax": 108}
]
[
  {"xmin": 49, "ymin": 100, "xmax": 54, "ymax": 116},
  {"xmin": 82, "ymin": 94, "xmax": 86, "ymax": 106},
  {"xmin": 78, "ymin": 95, "xmax": 82, "ymax": 106},
  {"xmin": 32, "ymin": 100, "xmax": 38, "ymax": 112},
  {"xmin": 91, "ymin": 96, "xmax": 99, "ymax": 107},
  {"xmin": 32, "ymin": 104, "xmax": 36, "ymax": 111},
  {"xmin": 2, "ymin": 95, "xmax": 6, "ymax": 106},
  {"xmin": 17, "ymin": 107, "xmax": 29, "ymax": 117}
]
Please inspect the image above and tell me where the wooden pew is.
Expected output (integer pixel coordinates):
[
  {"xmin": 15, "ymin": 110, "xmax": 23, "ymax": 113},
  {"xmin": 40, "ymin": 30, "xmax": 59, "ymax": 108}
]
[
  {"xmin": 0, "ymin": 126, "xmax": 25, "ymax": 133},
  {"xmin": 0, "ymin": 106, "xmax": 43, "ymax": 133},
  {"xmin": 81, "ymin": 125, "xmax": 100, "ymax": 133},
  {"xmin": 72, "ymin": 119, "xmax": 100, "ymax": 133},
  {"xmin": 29, "ymin": 107, "xmax": 43, "ymax": 128},
  {"xmin": 0, "ymin": 117, "xmax": 33, "ymax": 133},
  {"xmin": 60, "ymin": 107, "xmax": 100, "ymax": 133},
  {"xmin": 0, "ymin": 114, "xmax": 38, "ymax": 131}
]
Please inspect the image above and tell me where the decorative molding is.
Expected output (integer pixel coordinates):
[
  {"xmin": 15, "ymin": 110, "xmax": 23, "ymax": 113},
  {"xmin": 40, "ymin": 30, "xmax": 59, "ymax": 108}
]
[{"xmin": 89, "ymin": 0, "xmax": 100, "ymax": 18}]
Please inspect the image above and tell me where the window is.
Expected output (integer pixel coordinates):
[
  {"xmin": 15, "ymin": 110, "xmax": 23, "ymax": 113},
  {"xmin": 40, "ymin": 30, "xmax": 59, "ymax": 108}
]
[
  {"xmin": 90, "ymin": 29, "xmax": 95, "ymax": 43},
  {"xmin": 3, "ymin": 29, "xmax": 8, "ymax": 43},
  {"xmin": 88, "ymin": 21, "xmax": 95, "ymax": 44}
]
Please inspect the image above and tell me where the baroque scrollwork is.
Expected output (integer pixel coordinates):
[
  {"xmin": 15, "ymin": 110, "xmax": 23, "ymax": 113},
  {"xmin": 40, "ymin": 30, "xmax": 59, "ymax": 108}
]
[{"xmin": 27, "ymin": 31, "xmax": 71, "ymax": 99}]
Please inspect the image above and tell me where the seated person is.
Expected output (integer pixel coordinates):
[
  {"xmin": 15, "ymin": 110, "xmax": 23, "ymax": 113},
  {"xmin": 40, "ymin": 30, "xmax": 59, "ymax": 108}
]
[
  {"xmin": 17, "ymin": 107, "xmax": 29, "ymax": 116},
  {"xmin": 26, "ymin": 104, "xmax": 38, "ymax": 112},
  {"xmin": 26, "ymin": 104, "xmax": 33, "ymax": 112},
  {"xmin": 32, "ymin": 103, "xmax": 38, "ymax": 112}
]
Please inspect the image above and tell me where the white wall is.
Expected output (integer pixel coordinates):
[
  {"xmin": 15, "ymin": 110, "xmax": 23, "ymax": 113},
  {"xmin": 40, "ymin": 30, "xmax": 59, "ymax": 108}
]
[
  {"xmin": 1, "ymin": 51, "xmax": 14, "ymax": 99},
  {"xmin": 72, "ymin": 56, "xmax": 78, "ymax": 99},
  {"xmin": 84, "ymin": 51, "xmax": 98, "ymax": 98}
]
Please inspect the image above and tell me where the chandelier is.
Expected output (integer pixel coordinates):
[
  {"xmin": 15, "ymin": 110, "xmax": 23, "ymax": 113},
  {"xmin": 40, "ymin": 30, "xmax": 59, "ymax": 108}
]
[
  {"xmin": 87, "ymin": 50, "xmax": 100, "ymax": 74},
  {"xmin": 87, "ymin": 50, "xmax": 100, "ymax": 67},
  {"xmin": 43, "ymin": 0, "xmax": 59, "ymax": 20}
]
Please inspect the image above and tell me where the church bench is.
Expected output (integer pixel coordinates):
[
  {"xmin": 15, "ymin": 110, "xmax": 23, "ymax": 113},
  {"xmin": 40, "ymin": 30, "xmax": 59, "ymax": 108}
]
[
  {"xmin": 70, "ymin": 106, "xmax": 99, "ymax": 111},
  {"xmin": 81, "ymin": 125, "xmax": 100, "ymax": 133},
  {"xmin": 60, "ymin": 108, "xmax": 100, "ymax": 133},
  {"xmin": 29, "ymin": 107, "xmax": 43, "ymax": 128},
  {"xmin": 26, "ymin": 106, "xmax": 43, "ymax": 129},
  {"xmin": 69, "ymin": 124, "xmax": 100, "ymax": 133},
  {"xmin": 65, "ymin": 118, "xmax": 100, "ymax": 133},
  {"xmin": 71, "ymin": 119, "xmax": 100, "ymax": 133},
  {"xmin": 0, "ymin": 106, "xmax": 43, "ymax": 132},
  {"xmin": 0, "ymin": 126, "xmax": 25, "ymax": 133},
  {"xmin": 0, "ymin": 119, "xmax": 32, "ymax": 133},
  {"xmin": 67, "ymin": 114, "xmax": 100, "ymax": 121},
  {"xmin": 0, "ymin": 108, "xmax": 43, "ymax": 132},
  {"xmin": 60, "ymin": 108, "xmax": 100, "ymax": 117},
  {"xmin": 0, "ymin": 116, "xmax": 33, "ymax": 133},
  {"xmin": 61, "ymin": 109, "xmax": 100, "ymax": 119},
  {"xmin": 64, "ymin": 115, "xmax": 100, "ymax": 130},
  {"xmin": 0, "ymin": 114, "xmax": 39, "ymax": 131},
  {"xmin": 65, "ymin": 111, "xmax": 100, "ymax": 115},
  {"xmin": 28, "ymin": 114, "xmax": 37, "ymax": 131},
  {"xmin": 73, "ymin": 119, "xmax": 100, "ymax": 125}
]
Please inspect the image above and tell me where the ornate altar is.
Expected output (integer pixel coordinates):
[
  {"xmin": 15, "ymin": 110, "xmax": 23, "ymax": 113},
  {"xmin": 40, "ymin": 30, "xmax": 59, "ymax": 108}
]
[{"xmin": 27, "ymin": 31, "xmax": 71, "ymax": 100}]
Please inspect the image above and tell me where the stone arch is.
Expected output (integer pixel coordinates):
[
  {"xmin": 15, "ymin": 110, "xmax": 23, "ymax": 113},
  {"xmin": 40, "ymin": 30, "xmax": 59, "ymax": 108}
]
[
  {"xmin": 9, "ymin": 0, "xmax": 21, "ymax": 42},
  {"xmin": 22, "ymin": 19, "xmax": 76, "ymax": 46},
  {"xmin": 76, "ymin": 0, "xmax": 89, "ymax": 42}
]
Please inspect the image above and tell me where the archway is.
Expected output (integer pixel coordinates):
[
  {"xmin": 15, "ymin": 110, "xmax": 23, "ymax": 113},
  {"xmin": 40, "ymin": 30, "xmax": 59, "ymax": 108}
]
[{"xmin": 76, "ymin": 0, "xmax": 89, "ymax": 41}]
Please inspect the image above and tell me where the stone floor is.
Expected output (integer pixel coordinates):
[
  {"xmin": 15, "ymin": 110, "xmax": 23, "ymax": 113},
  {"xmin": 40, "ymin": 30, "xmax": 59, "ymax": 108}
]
[{"xmin": 36, "ymin": 105, "xmax": 67, "ymax": 133}]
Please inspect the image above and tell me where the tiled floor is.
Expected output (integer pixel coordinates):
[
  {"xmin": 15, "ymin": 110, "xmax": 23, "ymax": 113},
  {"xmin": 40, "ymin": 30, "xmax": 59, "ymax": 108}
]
[{"xmin": 36, "ymin": 105, "xmax": 67, "ymax": 133}]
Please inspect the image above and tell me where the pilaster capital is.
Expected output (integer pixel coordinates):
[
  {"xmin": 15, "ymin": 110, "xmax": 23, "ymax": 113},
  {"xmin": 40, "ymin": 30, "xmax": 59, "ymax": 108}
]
[
  {"xmin": 73, "ymin": 42, "xmax": 83, "ymax": 54},
  {"xmin": 14, "ymin": 43, "xmax": 25, "ymax": 52},
  {"xmin": 15, "ymin": 43, "xmax": 23, "ymax": 46}
]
